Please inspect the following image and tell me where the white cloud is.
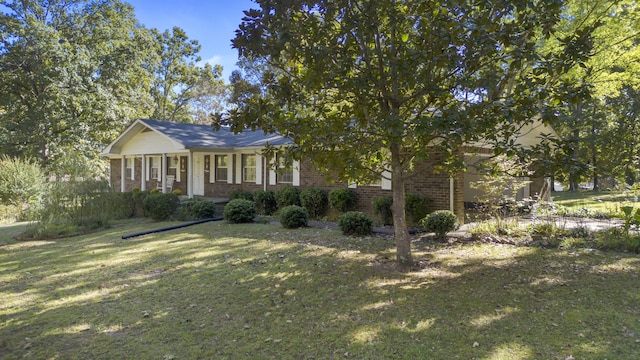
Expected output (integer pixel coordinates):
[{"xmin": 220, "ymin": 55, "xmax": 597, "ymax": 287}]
[{"xmin": 199, "ymin": 55, "xmax": 237, "ymax": 81}]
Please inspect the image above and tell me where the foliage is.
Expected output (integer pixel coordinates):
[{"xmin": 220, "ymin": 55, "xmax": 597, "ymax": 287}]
[
  {"xmin": 279, "ymin": 205, "xmax": 309, "ymax": 229},
  {"xmin": 469, "ymin": 218, "xmax": 528, "ymax": 240},
  {"xmin": 190, "ymin": 199, "xmax": 218, "ymax": 219},
  {"xmin": 0, "ymin": 0, "xmax": 156, "ymax": 168},
  {"xmin": 372, "ymin": 196, "xmax": 394, "ymax": 226},
  {"xmin": 338, "ymin": 211, "xmax": 373, "ymax": 236},
  {"xmin": 299, "ymin": 188, "xmax": 328, "ymax": 219},
  {"xmin": 228, "ymin": 0, "xmax": 593, "ymax": 268},
  {"xmin": 223, "ymin": 199, "xmax": 256, "ymax": 223},
  {"xmin": 172, "ymin": 189, "xmax": 182, "ymax": 196},
  {"xmin": 229, "ymin": 189, "xmax": 254, "ymax": 201},
  {"xmin": 405, "ymin": 194, "xmax": 432, "ymax": 225},
  {"xmin": 595, "ymin": 227, "xmax": 640, "ymax": 253},
  {"xmin": 329, "ymin": 188, "xmax": 356, "ymax": 214},
  {"xmin": 469, "ymin": 154, "xmax": 532, "ymax": 219},
  {"xmin": 143, "ymin": 193, "xmax": 180, "ymax": 221},
  {"xmin": 29, "ymin": 178, "xmax": 118, "ymax": 238},
  {"xmin": 421, "ymin": 210, "xmax": 459, "ymax": 241},
  {"xmin": 275, "ymin": 185, "xmax": 301, "ymax": 208},
  {"xmin": 0, "ymin": 156, "xmax": 45, "ymax": 210},
  {"xmin": 254, "ymin": 190, "xmax": 277, "ymax": 215},
  {"xmin": 0, "ymin": 204, "xmax": 22, "ymax": 224},
  {"xmin": 149, "ymin": 27, "xmax": 221, "ymax": 123}
]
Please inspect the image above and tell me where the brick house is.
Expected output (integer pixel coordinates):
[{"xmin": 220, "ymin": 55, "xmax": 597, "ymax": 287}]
[{"xmin": 102, "ymin": 119, "xmax": 554, "ymax": 222}]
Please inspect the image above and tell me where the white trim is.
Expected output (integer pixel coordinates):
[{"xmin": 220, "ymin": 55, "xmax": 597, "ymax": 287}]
[
  {"xmin": 381, "ymin": 170, "xmax": 392, "ymax": 190},
  {"xmin": 256, "ymin": 154, "xmax": 263, "ymax": 185},
  {"xmin": 292, "ymin": 160, "xmax": 300, "ymax": 186},
  {"xmin": 235, "ymin": 154, "xmax": 241, "ymax": 184},
  {"xmin": 121, "ymin": 156, "xmax": 126, "ymax": 192},
  {"xmin": 141, "ymin": 155, "xmax": 146, "ymax": 191},
  {"xmin": 269, "ymin": 154, "xmax": 277, "ymax": 185},
  {"xmin": 161, "ymin": 154, "xmax": 167, "ymax": 193},
  {"xmin": 450, "ymin": 177, "xmax": 454, "ymax": 213},
  {"xmin": 188, "ymin": 152, "xmax": 193, "ymax": 198},
  {"xmin": 348, "ymin": 181, "xmax": 357, "ymax": 189}
]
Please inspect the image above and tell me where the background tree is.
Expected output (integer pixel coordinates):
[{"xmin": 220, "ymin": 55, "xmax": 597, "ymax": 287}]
[
  {"xmin": 0, "ymin": 0, "xmax": 156, "ymax": 171},
  {"xmin": 543, "ymin": 0, "xmax": 640, "ymax": 190},
  {"xmin": 229, "ymin": 0, "xmax": 594, "ymax": 269}
]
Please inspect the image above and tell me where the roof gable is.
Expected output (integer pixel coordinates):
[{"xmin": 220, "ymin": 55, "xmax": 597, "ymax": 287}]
[{"xmin": 101, "ymin": 119, "xmax": 292, "ymax": 156}]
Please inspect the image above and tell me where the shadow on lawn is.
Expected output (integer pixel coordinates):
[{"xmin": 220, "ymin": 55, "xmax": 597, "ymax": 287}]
[{"xmin": 1, "ymin": 221, "xmax": 639, "ymax": 359}]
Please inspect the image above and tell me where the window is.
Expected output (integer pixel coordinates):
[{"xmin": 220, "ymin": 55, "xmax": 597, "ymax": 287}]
[
  {"xmin": 278, "ymin": 166, "xmax": 293, "ymax": 184},
  {"xmin": 168, "ymin": 156, "xmax": 177, "ymax": 169},
  {"xmin": 150, "ymin": 157, "xmax": 160, "ymax": 180},
  {"xmin": 125, "ymin": 157, "xmax": 134, "ymax": 180},
  {"xmin": 215, "ymin": 155, "xmax": 228, "ymax": 182},
  {"xmin": 242, "ymin": 154, "xmax": 256, "ymax": 182},
  {"xmin": 276, "ymin": 155, "xmax": 293, "ymax": 184}
]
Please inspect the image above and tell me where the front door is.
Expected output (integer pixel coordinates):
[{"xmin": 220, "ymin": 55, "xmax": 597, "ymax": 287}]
[{"xmin": 193, "ymin": 153, "xmax": 205, "ymax": 196}]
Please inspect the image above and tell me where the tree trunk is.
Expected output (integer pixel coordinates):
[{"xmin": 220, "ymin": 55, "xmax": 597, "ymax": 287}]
[
  {"xmin": 390, "ymin": 142, "xmax": 412, "ymax": 271},
  {"xmin": 569, "ymin": 103, "xmax": 582, "ymax": 191}
]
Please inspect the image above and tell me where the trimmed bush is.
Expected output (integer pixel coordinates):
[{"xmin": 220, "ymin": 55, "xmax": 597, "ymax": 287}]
[
  {"xmin": 223, "ymin": 199, "xmax": 256, "ymax": 223},
  {"xmin": 143, "ymin": 193, "xmax": 180, "ymax": 221},
  {"xmin": 254, "ymin": 190, "xmax": 277, "ymax": 215},
  {"xmin": 329, "ymin": 188, "xmax": 356, "ymax": 213},
  {"xmin": 230, "ymin": 190, "xmax": 254, "ymax": 201},
  {"xmin": 339, "ymin": 211, "xmax": 373, "ymax": 236},
  {"xmin": 190, "ymin": 200, "xmax": 218, "ymax": 219},
  {"xmin": 300, "ymin": 188, "xmax": 327, "ymax": 219},
  {"xmin": 275, "ymin": 185, "xmax": 301, "ymax": 208},
  {"xmin": 405, "ymin": 194, "xmax": 432, "ymax": 224},
  {"xmin": 420, "ymin": 210, "xmax": 459, "ymax": 240},
  {"xmin": 372, "ymin": 195, "xmax": 393, "ymax": 225},
  {"xmin": 279, "ymin": 205, "xmax": 309, "ymax": 229}
]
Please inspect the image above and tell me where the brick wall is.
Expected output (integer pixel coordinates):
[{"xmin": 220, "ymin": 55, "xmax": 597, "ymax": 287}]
[{"xmin": 111, "ymin": 156, "xmax": 466, "ymax": 221}]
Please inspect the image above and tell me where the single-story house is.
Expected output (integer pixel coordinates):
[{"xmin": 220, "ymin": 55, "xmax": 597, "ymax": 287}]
[{"xmin": 101, "ymin": 118, "xmax": 555, "ymax": 222}]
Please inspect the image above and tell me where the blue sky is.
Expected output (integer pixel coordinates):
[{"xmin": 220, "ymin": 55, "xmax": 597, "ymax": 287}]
[{"xmin": 125, "ymin": 0, "xmax": 256, "ymax": 81}]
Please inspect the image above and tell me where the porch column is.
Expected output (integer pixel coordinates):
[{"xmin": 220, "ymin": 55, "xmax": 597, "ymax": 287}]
[
  {"xmin": 120, "ymin": 155, "xmax": 126, "ymax": 192},
  {"xmin": 161, "ymin": 153, "xmax": 167, "ymax": 193},
  {"xmin": 141, "ymin": 155, "xmax": 146, "ymax": 191},
  {"xmin": 188, "ymin": 152, "xmax": 193, "ymax": 198}
]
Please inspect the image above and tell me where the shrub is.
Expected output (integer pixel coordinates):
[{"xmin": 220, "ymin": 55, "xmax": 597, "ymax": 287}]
[
  {"xmin": 223, "ymin": 199, "xmax": 256, "ymax": 223},
  {"xmin": 0, "ymin": 155, "xmax": 45, "ymax": 210},
  {"xmin": 421, "ymin": 210, "xmax": 459, "ymax": 241},
  {"xmin": 254, "ymin": 190, "xmax": 277, "ymax": 215},
  {"xmin": 0, "ymin": 204, "xmax": 22, "ymax": 223},
  {"xmin": 329, "ymin": 188, "xmax": 356, "ymax": 213},
  {"xmin": 372, "ymin": 196, "xmax": 393, "ymax": 225},
  {"xmin": 143, "ymin": 193, "xmax": 180, "ymax": 221},
  {"xmin": 275, "ymin": 185, "xmax": 301, "ymax": 208},
  {"xmin": 300, "ymin": 188, "xmax": 327, "ymax": 219},
  {"xmin": 40, "ymin": 178, "xmax": 117, "ymax": 229},
  {"xmin": 172, "ymin": 189, "xmax": 182, "ymax": 196},
  {"xmin": 230, "ymin": 190, "xmax": 254, "ymax": 201},
  {"xmin": 190, "ymin": 199, "xmax": 218, "ymax": 219},
  {"xmin": 405, "ymin": 194, "xmax": 432, "ymax": 224},
  {"xmin": 338, "ymin": 211, "xmax": 373, "ymax": 236},
  {"xmin": 279, "ymin": 205, "xmax": 309, "ymax": 229}
]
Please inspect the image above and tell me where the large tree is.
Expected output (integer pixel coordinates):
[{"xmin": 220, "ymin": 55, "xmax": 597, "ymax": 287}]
[
  {"xmin": 543, "ymin": 0, "xmax": 640, "ymax": 190},
  {"xmin": 0, "ymin": 0, "xmax": 155, "ymax": 170},
  {"xmin": 229, "ymin": 0, "xmax": 595, "ymax": 269}
]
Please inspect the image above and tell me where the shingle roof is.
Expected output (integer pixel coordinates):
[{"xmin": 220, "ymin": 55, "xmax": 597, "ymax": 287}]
[{"xmin": 139, "ymin": 119, "xmax": 292, "ymax": 149}]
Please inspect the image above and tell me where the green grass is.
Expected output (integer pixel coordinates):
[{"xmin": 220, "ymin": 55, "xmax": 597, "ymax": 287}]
[
  {"xmin": 552, "ymin": 189, "xmax": 640, "ymax": 214},
  {"xmin": 2, "ymin": 219, "xmax": 640, "ymax": 359}
]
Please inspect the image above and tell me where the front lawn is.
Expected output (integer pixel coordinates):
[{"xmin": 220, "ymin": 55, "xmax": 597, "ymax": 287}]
[
  {"xmin": 552, "ymin": 189, "xmax": 639, "ymax": 215},
  {"xmin": 1, "ymin": 220, "xmax": 639, "ymax": 359}
]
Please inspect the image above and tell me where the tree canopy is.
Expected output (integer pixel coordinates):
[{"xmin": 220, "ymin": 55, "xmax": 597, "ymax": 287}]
[
  {"xmin": 229, "ymin": 0, "xmax": 601, "ymax": 269},
  {"xmin": 0, "ymin": 0, "xmax": 228, "ymax": 173}
]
